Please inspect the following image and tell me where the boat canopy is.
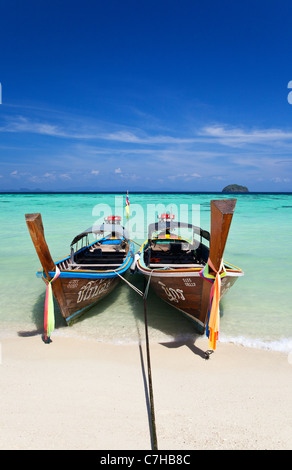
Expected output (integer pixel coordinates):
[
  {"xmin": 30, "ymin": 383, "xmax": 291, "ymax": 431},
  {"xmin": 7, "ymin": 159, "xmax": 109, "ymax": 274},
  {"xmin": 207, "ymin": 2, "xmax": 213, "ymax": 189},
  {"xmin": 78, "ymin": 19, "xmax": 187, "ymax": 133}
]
[
  {"xmin": 70, "ymin": 223, "xmax": 130, "ymax": 246},
  {"xmin": 148, "ymin": 221, "xmax": 210, "ymax": 241}
]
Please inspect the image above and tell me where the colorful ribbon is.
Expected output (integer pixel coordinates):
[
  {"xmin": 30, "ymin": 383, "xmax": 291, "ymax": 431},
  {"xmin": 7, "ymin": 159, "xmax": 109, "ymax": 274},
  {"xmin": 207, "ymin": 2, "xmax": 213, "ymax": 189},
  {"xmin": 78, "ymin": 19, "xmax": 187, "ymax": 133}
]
[
  {"xmin": 43, "ymin": 266, "xmax": 60, "ymax": 342},
  {"xmin": 125, "ymin": 191, "xmax": 130, "ymax": 219},
  {"xmin": 200, "ymin": 259, "xmax": 226, "ymax": 350}
]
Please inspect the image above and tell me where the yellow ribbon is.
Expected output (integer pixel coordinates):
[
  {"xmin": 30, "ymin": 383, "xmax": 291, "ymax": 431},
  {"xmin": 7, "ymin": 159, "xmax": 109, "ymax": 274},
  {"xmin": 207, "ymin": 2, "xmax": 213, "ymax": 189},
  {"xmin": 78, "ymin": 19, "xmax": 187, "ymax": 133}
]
[{"xmin": 43, "ymin": 266, "xmax": 60, "ymax": 342}]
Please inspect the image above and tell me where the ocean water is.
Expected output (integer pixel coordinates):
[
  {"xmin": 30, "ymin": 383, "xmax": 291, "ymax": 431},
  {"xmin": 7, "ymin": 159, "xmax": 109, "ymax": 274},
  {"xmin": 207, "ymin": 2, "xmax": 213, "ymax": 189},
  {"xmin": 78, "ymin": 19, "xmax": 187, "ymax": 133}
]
[{"xmin": 0, "ymin": 192, "xmax": 291, "ymax": 353}]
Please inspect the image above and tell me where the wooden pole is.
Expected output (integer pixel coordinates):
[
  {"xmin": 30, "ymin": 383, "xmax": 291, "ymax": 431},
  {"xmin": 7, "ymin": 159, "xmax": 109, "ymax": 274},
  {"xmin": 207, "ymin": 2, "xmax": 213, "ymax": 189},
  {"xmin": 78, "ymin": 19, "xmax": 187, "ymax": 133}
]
[
  {"xmin": 25, "ymin": 213, "xmax": 55, "ymax": 278},
  {"xmin": 25, "ymin": 213, "xmax": 69, "ymax": 319},
  {"xmin": 208, "ymin": 199, "xmax": 237, "ymax": 273},
  {"xmin": 199, "ymin": 199, "xmax": 237, "ymax": 326}
]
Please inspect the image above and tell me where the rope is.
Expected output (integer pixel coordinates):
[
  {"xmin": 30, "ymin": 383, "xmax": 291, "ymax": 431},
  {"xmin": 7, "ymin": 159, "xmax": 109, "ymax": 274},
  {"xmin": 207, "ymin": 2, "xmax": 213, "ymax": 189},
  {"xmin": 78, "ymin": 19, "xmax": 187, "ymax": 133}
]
[
  {"xmin": 114, "ymin": 268, "xmax": 154, "ymax": 301},
  {"xmin": 114, "ymin": 270, "xmax": 144, "ymax": 297},
  {"xmin": 114, "ymin": 267, "xmax": 158, "ymax": 449},
  {"xmin": 143, "ymin": 282, "xmax": 158, "ymax": 450},
  {"xmin": 143, "ymin": 269, "xmax": 154, "ymax": 300},
  {"xmin": 129, "ymin": 239, "xmax": 142, "ymax": 247}
]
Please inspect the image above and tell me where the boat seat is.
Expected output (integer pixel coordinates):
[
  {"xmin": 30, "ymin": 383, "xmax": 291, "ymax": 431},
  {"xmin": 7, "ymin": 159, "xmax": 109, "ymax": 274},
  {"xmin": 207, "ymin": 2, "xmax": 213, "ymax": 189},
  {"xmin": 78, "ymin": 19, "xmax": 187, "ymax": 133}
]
[
  {"xmin": 76, "ymin": 254, "xmax": 124, "ymax": 262},
  {"xmin": 89, "ymin": 247, "xmax": 102, "ymax": 254},
  {"xmin": 76, "ymin": 259, "xmax": 124, "ymax": 266},
  {"xmin": 150, "ymin": 256, "xmax": 195, "ymax": 264},
  {"xmin": 170, "ymin": 243, "xmax": 182, "ymax": 254}
]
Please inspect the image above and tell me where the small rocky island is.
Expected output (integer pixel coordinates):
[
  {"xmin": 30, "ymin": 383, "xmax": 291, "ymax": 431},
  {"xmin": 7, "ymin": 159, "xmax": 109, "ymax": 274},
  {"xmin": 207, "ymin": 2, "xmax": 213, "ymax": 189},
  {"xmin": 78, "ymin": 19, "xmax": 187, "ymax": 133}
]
[{"xmin": 222, "ymin": 184, "xmax": 249, "ymax": 193}]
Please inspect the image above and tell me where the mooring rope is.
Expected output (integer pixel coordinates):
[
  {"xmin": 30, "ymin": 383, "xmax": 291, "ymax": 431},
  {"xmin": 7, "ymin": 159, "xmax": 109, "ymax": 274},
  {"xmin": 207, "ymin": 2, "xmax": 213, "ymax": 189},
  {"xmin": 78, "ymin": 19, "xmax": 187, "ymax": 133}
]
[
  {"xmin": 113, "ymin": 268, "xmax": 154, "ymax": 300},
  {"xmin": 143, "ymin": 291, "xmax": 158, "ymax": 450},
  {"xmin": 114, "ymin": 268, "xmax": 158, "ymax": 449},
  {"xmin": 143, "ymin": 269, "xmax": 153, "ymax": 300},
  {"xmin": 114, "ymin": 270, "xmax": 144, "ymax": 296}
]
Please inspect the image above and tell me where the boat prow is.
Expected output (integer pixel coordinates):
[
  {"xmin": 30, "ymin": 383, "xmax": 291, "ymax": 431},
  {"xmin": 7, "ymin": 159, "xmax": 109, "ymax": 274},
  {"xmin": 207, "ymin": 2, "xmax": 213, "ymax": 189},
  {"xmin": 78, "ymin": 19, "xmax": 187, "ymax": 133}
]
[
  {"xmin": 136, "ymin": 199, "xmax": 243, "ymax": 336},
  {"xmin": 25, "ymin": 213, "xmax": 135, "ymax": 327}
]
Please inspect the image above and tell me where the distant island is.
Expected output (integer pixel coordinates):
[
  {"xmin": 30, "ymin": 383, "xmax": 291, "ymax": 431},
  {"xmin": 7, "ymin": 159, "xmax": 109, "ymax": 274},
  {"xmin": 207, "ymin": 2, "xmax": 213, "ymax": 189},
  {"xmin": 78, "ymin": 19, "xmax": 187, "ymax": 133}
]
[{"xmin": 222, "ymin": 184, "xmax": 249, "ymax": 193}]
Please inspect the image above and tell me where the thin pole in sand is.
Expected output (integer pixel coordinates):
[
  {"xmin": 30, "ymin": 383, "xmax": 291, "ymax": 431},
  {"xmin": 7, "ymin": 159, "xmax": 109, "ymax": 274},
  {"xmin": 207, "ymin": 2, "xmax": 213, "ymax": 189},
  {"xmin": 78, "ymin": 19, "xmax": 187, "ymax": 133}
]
[{"xmin": 143, "ymin": 295, "xmax": 158, "ymax": 450}]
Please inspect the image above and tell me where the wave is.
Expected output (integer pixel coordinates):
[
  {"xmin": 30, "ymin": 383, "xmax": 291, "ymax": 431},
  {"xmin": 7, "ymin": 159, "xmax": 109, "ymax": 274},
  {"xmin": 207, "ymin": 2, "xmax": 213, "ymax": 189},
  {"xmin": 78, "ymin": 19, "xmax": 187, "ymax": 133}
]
[
  {"xmin": 219, "ymin": 334, "xmax": 292, "ymax": 354},
  {"xmin": 1, "ymin": 322, "xmax": 292, "ymax": 355}
]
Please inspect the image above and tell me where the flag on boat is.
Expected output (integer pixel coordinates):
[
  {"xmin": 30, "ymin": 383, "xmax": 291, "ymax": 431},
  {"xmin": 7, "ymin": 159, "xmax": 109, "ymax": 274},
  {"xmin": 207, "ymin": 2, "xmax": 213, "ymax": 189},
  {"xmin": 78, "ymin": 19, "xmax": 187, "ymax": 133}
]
[{"xmin": 125, "ymin": 191, "xmax": 130, "ymax": 219}]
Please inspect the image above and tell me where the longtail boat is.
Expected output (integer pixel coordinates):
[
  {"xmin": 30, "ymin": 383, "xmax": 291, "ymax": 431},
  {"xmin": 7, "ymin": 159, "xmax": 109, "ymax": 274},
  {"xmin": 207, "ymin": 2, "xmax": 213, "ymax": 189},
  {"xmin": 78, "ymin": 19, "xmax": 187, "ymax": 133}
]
[
  {"xmin": 135, "ymin": 199, "xmax": 243, "ymax": 349},
  {"xmin": 25, "ymin": 213, "xmax": 134, "ymax": 334}
]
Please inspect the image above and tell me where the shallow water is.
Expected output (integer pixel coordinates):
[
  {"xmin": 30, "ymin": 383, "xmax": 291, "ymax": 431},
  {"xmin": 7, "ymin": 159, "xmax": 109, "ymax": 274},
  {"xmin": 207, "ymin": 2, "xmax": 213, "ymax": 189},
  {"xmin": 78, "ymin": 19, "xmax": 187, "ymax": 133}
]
[{"xmin": 0, "ymin": 192, "xmax": 291, "ymax": 353}]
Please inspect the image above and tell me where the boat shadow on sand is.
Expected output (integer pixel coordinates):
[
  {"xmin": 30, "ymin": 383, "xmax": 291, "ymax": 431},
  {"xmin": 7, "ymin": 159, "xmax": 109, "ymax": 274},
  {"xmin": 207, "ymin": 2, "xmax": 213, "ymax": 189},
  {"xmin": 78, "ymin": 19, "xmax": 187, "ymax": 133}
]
[
  {"xmin": 17, "ymin": 292, "xmax": 67, "ymax": 341},
  {"xmin": 125, "ymin": 273, "xmax": 222, "ymax": 450},
  {"xmin": 17, "ymin": 271, "xmax": 225, "ymax": 358},
  {"xmin": 17, "ymin": 282, "xmax": 127, "ymax": 341},
  {"xmin": 126, "ymin": 273, "xmax": 211, "ymax": 360}
]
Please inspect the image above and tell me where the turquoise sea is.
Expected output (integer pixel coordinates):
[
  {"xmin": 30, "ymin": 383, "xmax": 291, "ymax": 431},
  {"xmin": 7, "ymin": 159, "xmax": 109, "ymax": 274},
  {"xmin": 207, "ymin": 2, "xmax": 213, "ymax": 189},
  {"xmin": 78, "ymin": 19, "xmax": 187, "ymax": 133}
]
[{"xmin": 0, "ymin": 192, "xmax": 291, "ymax": 353}]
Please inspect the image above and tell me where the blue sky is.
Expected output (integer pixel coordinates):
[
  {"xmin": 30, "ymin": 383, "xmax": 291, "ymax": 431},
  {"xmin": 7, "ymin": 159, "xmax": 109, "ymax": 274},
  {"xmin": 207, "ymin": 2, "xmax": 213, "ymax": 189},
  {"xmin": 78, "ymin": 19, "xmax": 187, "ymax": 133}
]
[{"xmin": 0, "ymin": 0, "xmax": 292, "ymax": 192}]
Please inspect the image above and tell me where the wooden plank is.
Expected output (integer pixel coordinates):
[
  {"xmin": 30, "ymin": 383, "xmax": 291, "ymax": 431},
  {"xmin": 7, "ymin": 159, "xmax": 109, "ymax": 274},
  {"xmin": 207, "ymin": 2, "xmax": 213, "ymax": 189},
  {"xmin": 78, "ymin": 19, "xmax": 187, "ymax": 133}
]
[
  {"xmin": 25, "ymin": 213, "xmax": 55, "ymax": 278},
  {"xmin": 199, "ymin": 199, "xmax": 237, "ymax": 325},
  {"xmin": 209, "ymin": 199, "xmax": 237, "ymax": 273},
  {"xmin": 25, "ymin": 213, "xmax": 70, "ymax": 319}
]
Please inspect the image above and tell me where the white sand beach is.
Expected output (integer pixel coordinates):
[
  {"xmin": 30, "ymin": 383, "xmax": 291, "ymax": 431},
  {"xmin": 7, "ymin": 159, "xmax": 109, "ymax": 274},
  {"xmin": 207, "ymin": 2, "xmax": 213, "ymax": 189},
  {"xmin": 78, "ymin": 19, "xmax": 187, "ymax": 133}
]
[{"xmin": 0, "ymin": 335, "xmax": 291, "ymax": 450}]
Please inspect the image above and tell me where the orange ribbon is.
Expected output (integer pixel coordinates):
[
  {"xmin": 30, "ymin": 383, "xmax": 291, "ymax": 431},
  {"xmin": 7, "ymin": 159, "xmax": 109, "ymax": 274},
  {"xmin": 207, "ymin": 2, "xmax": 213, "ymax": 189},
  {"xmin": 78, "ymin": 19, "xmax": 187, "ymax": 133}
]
[{"xmin": 202, "ymin": 259, "xmax": 225, "ymax": 351}]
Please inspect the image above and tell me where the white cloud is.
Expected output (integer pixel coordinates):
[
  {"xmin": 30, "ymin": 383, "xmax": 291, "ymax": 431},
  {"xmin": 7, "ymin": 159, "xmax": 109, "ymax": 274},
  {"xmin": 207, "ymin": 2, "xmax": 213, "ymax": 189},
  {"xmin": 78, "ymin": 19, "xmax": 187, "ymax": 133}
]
[
  {"xmin": 1, "ymin": 105, "xmax": 291, "ymax": 191},
  {"xmin": 43, "ymin": 172, "xmax": 56, "ymax": 179},
  {"xmin": 0, "ymin": 116, "xmax": 94, "ymax": 139},
  {"xmin": 213, "ymin": 176, "xmax": 225, "ymax": 180},
  {"xmin": 29, "ymin": 175, "xmax": 41, "ymax": 183},
  {"xmin": 1, "ymin": 115, "xmax": 199, "ymax": 146},
  {"xmin": 100, "ymin": 130, "xmax": 198, "ymax": 145},
  {"xmin": 168, "ymin": 172, "xmax": 201, "ymax": 180},
  {"xmin": 201, "ymin": 125, "xmax": 292, "ymax": 147},
  {"xmin": 272, "ymin": 177, "xmax": 291, "ymax": 183},
  {"xmin": 60, "ymin": 173, "xmax": 71, "ymax": 180}
]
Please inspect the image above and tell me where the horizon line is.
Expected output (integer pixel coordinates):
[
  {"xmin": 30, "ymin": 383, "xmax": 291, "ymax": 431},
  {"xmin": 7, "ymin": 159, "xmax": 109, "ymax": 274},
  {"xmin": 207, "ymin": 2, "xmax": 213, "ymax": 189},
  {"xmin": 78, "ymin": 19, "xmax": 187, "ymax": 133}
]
[{"xmin": 1, "ymin": 190, "xmax": 292, "ymax": 195}]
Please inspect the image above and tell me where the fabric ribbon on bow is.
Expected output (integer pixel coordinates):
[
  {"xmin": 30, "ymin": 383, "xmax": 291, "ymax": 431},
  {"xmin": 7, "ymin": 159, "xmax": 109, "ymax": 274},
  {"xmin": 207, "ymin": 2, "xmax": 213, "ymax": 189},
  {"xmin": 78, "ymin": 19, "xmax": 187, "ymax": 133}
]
[
  {"xmin": 43, "ymin": 266, "xmax": 60, "ymax": 342},
  {"xmin": 200, "ymin": 259, "xmax": 226, "ymax": 350},
  {"xmin": 125, "ymin": 191, "xmax": 130, "ymax": 219}
]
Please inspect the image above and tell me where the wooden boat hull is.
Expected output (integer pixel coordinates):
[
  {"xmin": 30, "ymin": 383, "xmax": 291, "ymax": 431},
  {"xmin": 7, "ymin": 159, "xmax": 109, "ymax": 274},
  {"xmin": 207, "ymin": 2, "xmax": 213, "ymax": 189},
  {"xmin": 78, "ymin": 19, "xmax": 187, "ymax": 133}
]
[
  {"xmin": 138, "ymin": 266, "xmax": 242, "ymax": 333},
  {"xmin": 36, "ymin": 247, "xmax": 134, "ymax": 324},
  {"xmin": 38, "ymin": 272, "xmax": 121, "ymax": 324},
  {"xmin": 136, "ymin": 199, "xmax": 243, "ymax": 335},
  {"xmin": 26, "ymin": 212, "xmax": 134, "ymax": 326}
]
